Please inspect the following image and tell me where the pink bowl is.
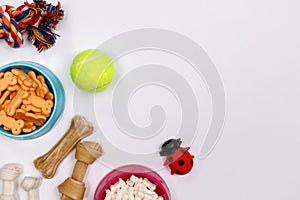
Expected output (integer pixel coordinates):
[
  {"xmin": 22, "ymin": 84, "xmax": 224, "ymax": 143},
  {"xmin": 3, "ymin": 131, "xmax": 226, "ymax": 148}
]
[{"xmin": 94, "ymin": 164, "xmax": 171, "ymax": 200}]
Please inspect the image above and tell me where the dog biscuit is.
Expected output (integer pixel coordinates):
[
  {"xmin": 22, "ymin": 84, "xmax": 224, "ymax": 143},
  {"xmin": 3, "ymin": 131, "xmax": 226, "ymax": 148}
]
[
  {"xmin": 0, "ymin": 110, "xmax": 24, "ymax": 135},
  {"xmin": 23, "ymin": 93, "xmax": 53, "ymax": 115},
  {"xmin": 11, "ymin": 69, "xmax": 38, "ymax": 89},
  {"xmin": 45, "ymin": 92, "xmax": 54, "ymax": 101},
  {"xmin": 14, "ymin": 109, "xmax": 47, "ymax": 126},
  {"xmin": 37, "ymin": 75, "xmax": 49, "ymax": 98},
  {"xmin": 1, "ymin": 100, "xmax": 10, "ymax": 110},
  {"xmin": 17, "ymin": 78, "xmax": 23, "ymax": 85},
  {"xmin": 9, "ymin": 92, "xmax": 17, "ymax": 100},
  {"xmin": 28, "ymin": 71, "xmax": 47, "ymax": 98},
  {"xmin": 7, "ymin": 85, "xmax": 21, "ymax": 92},
  {"xmin": 0, "ymin": 91, "xmax": 10, "ymax": 106},
  {"xmin": 21, "ymin": 104, "xmax": 42, "ymax": 113},
  {"xmin": 22, "ymin": 121, "xmax": 36, "ymax": 133},
  {"xmin": 0, "ymin": 72, "xmax": 17, "ymax": 92},
  {"xmin": 21, "ymin": 85, "xmax": 31, "ymax": 91},
  {"xmin": 0, "ymin": 72, "xmax": 4, "ymax": 79},
  {"xmin": 3, "ymin": 126, "xmax": 10, "ymax": 131},
  {"xmin": 5, "ymin": 90, "xmax": 29, "ymax": 116}
]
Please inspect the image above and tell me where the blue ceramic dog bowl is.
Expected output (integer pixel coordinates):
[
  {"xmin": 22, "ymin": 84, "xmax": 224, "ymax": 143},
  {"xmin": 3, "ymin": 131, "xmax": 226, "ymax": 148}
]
[{"xmin": 0, "ymin": 61, "xmax": 65, "ymax": 139}]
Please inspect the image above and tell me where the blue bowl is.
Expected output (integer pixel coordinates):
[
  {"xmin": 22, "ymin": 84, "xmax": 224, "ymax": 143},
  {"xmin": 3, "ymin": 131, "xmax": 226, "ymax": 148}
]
[{"xmin": 0, "ymin": 61, "xmax": 65, "ymax": 140}]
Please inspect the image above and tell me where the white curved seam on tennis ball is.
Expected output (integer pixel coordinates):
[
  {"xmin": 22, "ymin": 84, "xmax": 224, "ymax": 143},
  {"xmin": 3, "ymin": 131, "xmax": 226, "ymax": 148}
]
[
  {"xmin": 72, "ymin": 51, "xmax": 104, "ymax": 65},
  {"xmin": 88, "ymin": 81, "xmax": 112, "ymax": 91}
]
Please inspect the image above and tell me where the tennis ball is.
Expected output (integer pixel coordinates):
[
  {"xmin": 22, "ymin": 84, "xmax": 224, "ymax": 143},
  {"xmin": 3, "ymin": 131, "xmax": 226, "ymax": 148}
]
[{"xmin": 70, "ymin": 49, "xmax": 115, "ymax": 93}]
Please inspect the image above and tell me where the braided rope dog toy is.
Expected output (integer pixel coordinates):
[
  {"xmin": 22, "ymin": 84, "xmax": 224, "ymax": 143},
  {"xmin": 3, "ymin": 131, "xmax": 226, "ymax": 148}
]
[{"xmin": 0, "ymin": 0, "xmax": 64, "ymax": 52}]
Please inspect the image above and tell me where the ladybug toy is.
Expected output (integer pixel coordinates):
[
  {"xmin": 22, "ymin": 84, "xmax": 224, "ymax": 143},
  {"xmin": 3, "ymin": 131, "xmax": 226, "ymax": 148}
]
[{"xmin": 160, "ymin": 138, "xmax": 194, "ymax": 175}]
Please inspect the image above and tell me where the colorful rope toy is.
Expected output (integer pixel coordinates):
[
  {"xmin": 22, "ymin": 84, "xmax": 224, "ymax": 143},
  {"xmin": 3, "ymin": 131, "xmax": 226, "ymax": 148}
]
[{"xmin": 0, "ymin": 0, "xmax": 64, "ymax": 52}]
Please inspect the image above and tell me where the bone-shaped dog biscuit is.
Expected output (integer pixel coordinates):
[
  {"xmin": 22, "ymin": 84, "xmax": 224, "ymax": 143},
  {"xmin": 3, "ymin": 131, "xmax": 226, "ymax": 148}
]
[
  {"xmin": 14, "ymin": 109, "xmax": 46, "ymax": 126},
  {"xmin": 28, "ymin": 71, "xmax": 48, "ymax": 98},
  {"xmin": 0, "ymin": 91, "xmax": 10, "ymax": 106},
  {"xmin": 1, "ymin": 100, "xmax": 10, "ymax": 110},
  {"xmin": 0, "ymin": 110, "xmax": 24, "ymax": 135},
  {"xmin": 3, "ymin": 126, "xmax": 10, "ymax": 131},
  {"xmin": 9, "ymin": 92, "xmax": 17, "ymax": 100},
  {"xmin": 23, "ymin": 93, "xmax": 53, "ymax": 115},
  {"xmin": 37, "ymin": 75, "xmax": 50, "ymax": 98},
  {"xmin": 22, "ymin": 121, "xmax": 36, "ymax": 133},
  {"xmin": 7, "ymin": 84, "xmax": 21, "ymax": 92},
  {"xmin": 11, "ymin": 68, "xmax": 38, "ymax": 89},
  {"xmin": 5, "ymin": 89, "xmax": 29, "ymax": 116},
  {"xmin": 45, "ymin": 92, "xmax": 54, "ymax": 101},
  {"xmin": 21, "ymin": 104, "xmax": 42, "ymax": 113},
  {"xmin": 37, "ymin": 75, "xmax": 49, "ymax": 90},
  {"xmin": 0, "ymin": 72, "xmax": 17, "ymax": 92}
]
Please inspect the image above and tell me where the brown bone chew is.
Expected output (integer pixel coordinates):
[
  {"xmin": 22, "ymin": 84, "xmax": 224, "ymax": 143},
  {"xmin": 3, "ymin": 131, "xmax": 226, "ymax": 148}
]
[
  {"xmin": 58, "ymin": 141, "xmax": 103, "ymax": 200},
  {"xmin": 33, "ymin": 115, "xmax": 94, "ymax": 179},
  {"xmin": 5, "ymin": 89, "xmax": 29, "ymax": 116},
  {"xmin": 0, "ymin": 72, "xmax": 17, "ymax": 92}
]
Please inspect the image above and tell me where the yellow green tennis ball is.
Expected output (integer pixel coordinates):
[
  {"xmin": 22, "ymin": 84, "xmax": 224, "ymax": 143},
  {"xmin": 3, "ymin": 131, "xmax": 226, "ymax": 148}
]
[{"xmin": 70, "ymin": 49, "xmax": 115, "ymax": 93}]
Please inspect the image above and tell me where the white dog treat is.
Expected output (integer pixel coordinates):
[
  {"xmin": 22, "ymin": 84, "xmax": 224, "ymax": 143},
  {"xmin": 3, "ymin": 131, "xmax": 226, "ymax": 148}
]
[
  {"xmin": 130, "ymin": 175, "xmax": 139, "ymax": 183},
  {"xmin": 21, "ymin": 177, "xmax": 42, "ymax": 200},
  {"xmin": 143, "ymin": 186, "xmax": 156, "ymax": 195},
  {"xmin": 143, "ymin": 178, "xmax": 157, "ymax": 191},
  {"xmin": 105, "ymin": 176, "xmax": 164, "ymax": 200},
  {"xmin": 110, "ymin": 178, "xmax": 126, "ymax": 191},
  {"xmin": 104, "ymin": 190, "xmax": 114, "ymax": 200},
  {"xmin": 126, "ymin": 179, "xmax": 134, "ymax": 187},
  {"xmin": 0, "ymin": 163, "xmax": 23, "ymax": 200}
]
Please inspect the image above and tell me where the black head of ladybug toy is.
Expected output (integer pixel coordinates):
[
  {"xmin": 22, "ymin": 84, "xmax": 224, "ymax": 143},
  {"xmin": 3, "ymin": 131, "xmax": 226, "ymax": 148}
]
[{"xmin": 160, "ymin": 138, "xmax": 194, "ymax": 175}]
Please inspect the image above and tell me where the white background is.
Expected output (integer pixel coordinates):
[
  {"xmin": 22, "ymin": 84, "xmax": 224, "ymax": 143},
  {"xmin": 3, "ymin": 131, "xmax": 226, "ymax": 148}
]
[{"xmin": 0, "ymin": 0, "xmax": 300, "ymax": 199}]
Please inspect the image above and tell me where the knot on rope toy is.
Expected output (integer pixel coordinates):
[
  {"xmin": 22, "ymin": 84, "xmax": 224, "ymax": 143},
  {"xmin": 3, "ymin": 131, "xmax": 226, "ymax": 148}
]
[{"xmin": 0, "ymin": 0, "xmax": 64, "ymax": 52}]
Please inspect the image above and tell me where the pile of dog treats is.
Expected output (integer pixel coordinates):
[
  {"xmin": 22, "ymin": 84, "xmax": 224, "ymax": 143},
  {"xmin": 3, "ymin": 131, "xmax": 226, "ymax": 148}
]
[
  {"xmin": 105, "ymin": 175, "xmax": 164, "ymax": 200},
  {"xmin": 0, "ymin": 69, "xmax": 54, "ymax": 135}
]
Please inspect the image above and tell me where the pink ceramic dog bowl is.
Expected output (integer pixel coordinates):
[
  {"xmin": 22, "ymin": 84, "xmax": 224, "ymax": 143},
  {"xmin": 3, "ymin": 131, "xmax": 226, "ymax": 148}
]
[{"xmin": 94, "ymin": 164, "xmax": 171, "ymax": 200}]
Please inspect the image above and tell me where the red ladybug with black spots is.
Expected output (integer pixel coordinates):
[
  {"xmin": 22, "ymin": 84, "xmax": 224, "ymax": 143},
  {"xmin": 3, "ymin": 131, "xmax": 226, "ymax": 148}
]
[{"xmin": 160, "ymin": 138, "xmax": 194, "ymax": 175}]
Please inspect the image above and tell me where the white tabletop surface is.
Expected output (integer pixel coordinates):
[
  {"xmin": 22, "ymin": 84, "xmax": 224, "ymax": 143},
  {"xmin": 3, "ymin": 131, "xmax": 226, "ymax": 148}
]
[{"xmin": 0, "ymin": 0, "xmax": 300, "ymax": 199}]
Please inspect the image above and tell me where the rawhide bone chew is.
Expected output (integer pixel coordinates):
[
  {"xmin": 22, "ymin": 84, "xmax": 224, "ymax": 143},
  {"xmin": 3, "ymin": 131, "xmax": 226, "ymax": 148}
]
[
  {"xmin": 34, "ymin": 115, "xmax": 94, "ymax": 179},
  {"xmin": 58, "ymin": 141, "xmax": 103, "ymax": 200},
  {"xmin": 0, "ymin": 163, "xmax": 23, "ymax": 200}
]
